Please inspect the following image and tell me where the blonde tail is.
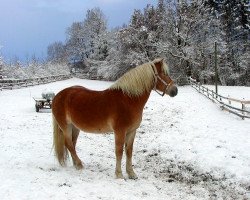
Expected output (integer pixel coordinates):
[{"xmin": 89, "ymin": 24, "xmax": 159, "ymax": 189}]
[{"xmin": 52, "ymin": 115, "xmax": 68, "ymax": 166}]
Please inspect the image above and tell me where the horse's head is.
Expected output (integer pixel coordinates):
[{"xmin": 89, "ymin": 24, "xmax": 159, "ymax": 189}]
[{"xmin": 151, "ymin": 58, "xmax": 178, "ymax": 97}]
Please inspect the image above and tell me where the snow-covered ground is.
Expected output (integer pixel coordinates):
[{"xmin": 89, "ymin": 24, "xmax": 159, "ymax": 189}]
[
  {"xmin": 205, "ymin": 85, "xmax": 250, "ymax": 113},
  {"xmin": 0, "ymin": 78, "xmax": 249, "ymax": 200}
]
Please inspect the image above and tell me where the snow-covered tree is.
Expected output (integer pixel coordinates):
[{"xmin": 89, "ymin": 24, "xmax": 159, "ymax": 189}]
[
  {"xmin": 47, "ymin": 41, "xmax": 67, "ymax": 64},
  {"xmin": 65, "ymin": 8, "xmax": 108, "ymax": 63},
  {"xmin": 149, "ymin": 0, "xmax": 223, "ymax": 83},
  {"xmin": 45, "ymin": 0, "xmax": 249, "ymax": 85},
  {"xmin": 209, "ymin": 0, "xmax": 250, "ymax": 85},
  {"xmin": 66, "ymin": 22, "xmax": 85, "ymax": 62},
  {"xmin": 186, "ymin": 0, "xmax": 225, "ymax": 83},
  {"xmin": 81, "ymin": 8, "xmax": 108, "ymax": 60},
  {"xmin": 107, "ymin": 4, "xmax": 165, "ymax": 77}
]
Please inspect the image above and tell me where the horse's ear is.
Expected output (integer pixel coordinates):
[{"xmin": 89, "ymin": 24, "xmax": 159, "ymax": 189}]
[
  {"xmin": 159, "ymin": 58, "xmax": 164, "ymax": 63},
  {"xmin": 153, "ymin": 58, "xmax": 164, "ymax": 64}
]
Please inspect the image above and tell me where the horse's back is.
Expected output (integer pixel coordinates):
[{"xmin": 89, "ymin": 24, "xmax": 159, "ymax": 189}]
[
  {"xmin": 52, "ymin": 86, "xmax": 115, "ymax": 133},
  {"xmin": 53, "ymin": 85, "xmax": 98, "ymax": 104}
]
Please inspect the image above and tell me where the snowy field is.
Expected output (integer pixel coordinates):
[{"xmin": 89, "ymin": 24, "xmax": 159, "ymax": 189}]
[{"xmin": 0, "ymin": 78, "xmax": 250, "ymax": 200}]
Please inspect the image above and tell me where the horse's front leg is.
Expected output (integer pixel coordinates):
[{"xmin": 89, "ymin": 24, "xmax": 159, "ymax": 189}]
[
  {"xmin": 114, "ymin": 131, "xmax": 125, "ymax": 179},
  {"xmin": 125, "ymin": 130, "xmax": 138, "ymax": 179}
]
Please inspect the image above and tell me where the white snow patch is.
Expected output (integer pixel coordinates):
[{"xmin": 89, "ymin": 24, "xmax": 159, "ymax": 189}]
[{"xmin": 0, "ymin": 78, "xmax": 249, "ymax": 199}]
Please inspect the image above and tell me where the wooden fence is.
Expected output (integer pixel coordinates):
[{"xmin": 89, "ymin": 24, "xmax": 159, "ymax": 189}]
[
  {"xmin": 189, "ymin": 77, "xmax": 250, "ymax": 119},
  {"xmin": 0, "ymin": 74, "xmax": 71, "ymax": 90}
]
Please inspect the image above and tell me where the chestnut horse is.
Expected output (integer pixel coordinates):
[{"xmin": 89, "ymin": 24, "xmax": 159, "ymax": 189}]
[{"xmin": 52, "ymin": 58, "xmax": 178, "ymax": 179}]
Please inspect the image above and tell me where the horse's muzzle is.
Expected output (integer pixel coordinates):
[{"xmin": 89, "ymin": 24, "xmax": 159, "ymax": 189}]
[{"xmin": 169, "ymin": 86, "xmax": 178, "ymax": 97}]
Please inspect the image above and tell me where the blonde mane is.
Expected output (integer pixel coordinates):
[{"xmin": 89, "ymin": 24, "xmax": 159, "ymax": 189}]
[{"xmin": 109, "ymin": 58, "xmax": 168, "ymax": 97}]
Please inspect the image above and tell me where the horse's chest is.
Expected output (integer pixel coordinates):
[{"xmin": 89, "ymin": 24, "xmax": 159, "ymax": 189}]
[{"xmin": 114, "ymin": 109, "xmax": 143, "ymax": 131}]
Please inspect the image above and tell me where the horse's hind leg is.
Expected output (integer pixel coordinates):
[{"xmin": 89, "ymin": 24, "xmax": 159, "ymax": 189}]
[
  {"xmin": 72, "ymin": 125, "xmax": 80, "ymax": 149},
  {"xmin": 71, "ymin": 125, "xmax": 81, "ymax": 167},
  {"xmin": 64, "ymin": 124, "xmax": 83, "ymax": 170},
  {"xmin": 125, "ymin": 130, "xmax": 138, "ymax": 179}
]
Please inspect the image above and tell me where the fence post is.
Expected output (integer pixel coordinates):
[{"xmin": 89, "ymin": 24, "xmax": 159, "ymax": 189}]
[
  {"xmin": 242, "ymin": 98, "xmax": 245, "ymax": 120},
  {"xmin": 228, "ymin": 95, "xmax": 231, "ymax": 105},
  {"xmin": 214, "ymin": 41, "xmax": 219, "ymax": 95}
]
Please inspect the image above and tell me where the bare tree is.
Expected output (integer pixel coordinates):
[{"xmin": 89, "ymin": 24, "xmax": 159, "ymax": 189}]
[{"xmin": 47, "ymin": 42, "xmax": 67, "ymax": 64}]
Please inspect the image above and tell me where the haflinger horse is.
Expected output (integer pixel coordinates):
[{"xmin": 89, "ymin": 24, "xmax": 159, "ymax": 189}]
[{"xmin": 52, "ymin": 58, "xmax": 178, "ymax": 179}]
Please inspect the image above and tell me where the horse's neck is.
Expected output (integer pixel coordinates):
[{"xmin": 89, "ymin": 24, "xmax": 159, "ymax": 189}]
[
  {"xmin": 126, "ymin": 91, "xmax": 151, "ymax": 111},
  {"xmin": 105, "ymin": 88, "xmax": 151, "ymax": 110}
]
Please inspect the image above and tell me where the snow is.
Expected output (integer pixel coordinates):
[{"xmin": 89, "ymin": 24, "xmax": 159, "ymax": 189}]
[
  {"xmin": 206, "ymin": 85, "xmax": 250, "ymax": 100},
  {"xmin": 0, "ymin": 78, "xmax": 250, "ymax": 199},
  {"xmin": 204, "ymin": 85, "xmax": 250, "ymax": 114}
]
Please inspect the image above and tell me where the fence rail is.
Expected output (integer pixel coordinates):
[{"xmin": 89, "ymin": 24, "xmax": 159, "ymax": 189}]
[
  {"xmin": 0, "ymin": 74, "xmax": 71, "ymax": 90},
  {"xmin": 189, "ymin": 77, "xmax": 250, "ymax": 119}
]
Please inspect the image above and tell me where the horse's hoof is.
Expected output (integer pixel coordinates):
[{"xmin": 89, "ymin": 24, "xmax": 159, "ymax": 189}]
[
  {"xmin": 115, "ymin": 172, "xmax": 124, "ymax": 179},
  {"xmin": 128, "ymin": 173, "xmax": 138, "ymax": 180},
  {"xmin": 75, "ymin": 162, "xmax": 84, "ymax": 170}
]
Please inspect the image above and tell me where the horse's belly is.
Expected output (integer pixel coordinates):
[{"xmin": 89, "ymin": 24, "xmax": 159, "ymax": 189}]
[
  {"xmin": 81, "ymin": 125, "xmax": 113, "ymax": 134},
  {"xmin": 73, "ymin": 118, "xmax": 113, "ymax": 134}
]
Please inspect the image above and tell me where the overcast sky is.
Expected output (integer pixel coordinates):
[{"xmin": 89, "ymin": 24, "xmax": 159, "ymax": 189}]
[{"xmin": 0, "ymin": 0, "xmax": 157, "ymax": 62}]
